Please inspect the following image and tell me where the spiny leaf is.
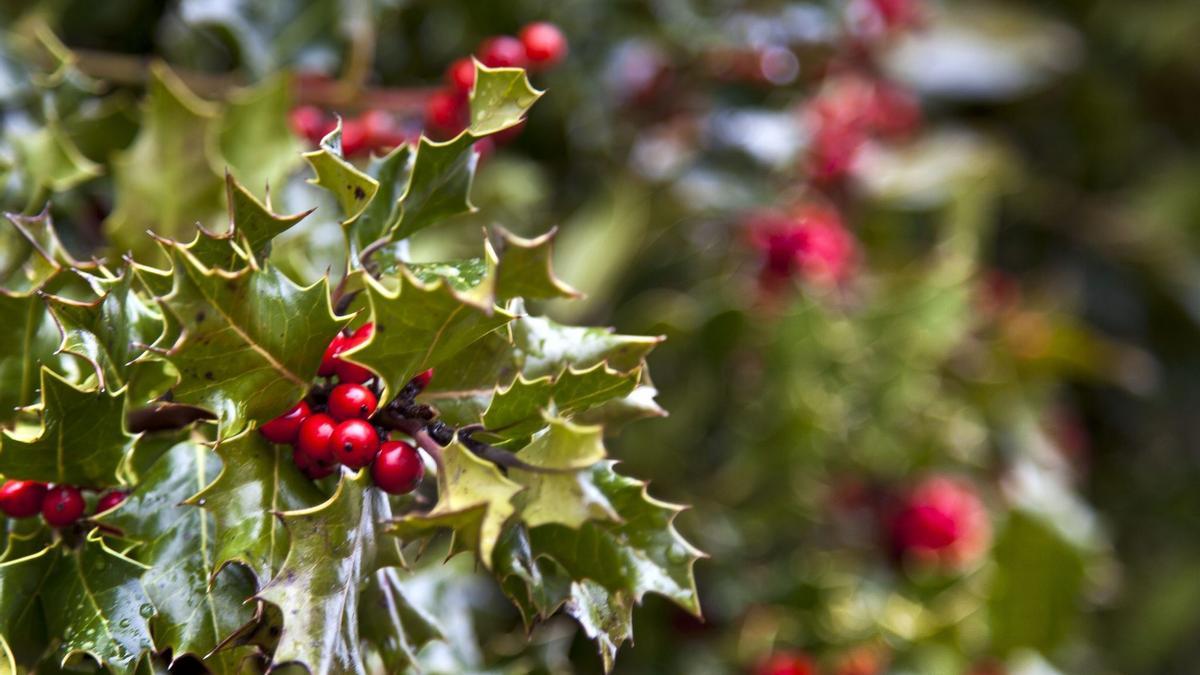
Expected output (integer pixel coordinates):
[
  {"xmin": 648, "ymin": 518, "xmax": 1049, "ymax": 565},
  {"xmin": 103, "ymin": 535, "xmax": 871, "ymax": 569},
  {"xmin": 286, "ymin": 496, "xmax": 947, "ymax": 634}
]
[
  {"xmin": 467, "ymin": 62, "xmax": 544, "ymax": 136},
  {"xmin": 494, "ymin": 526, "xmax": 571, "ymax": 628},
  {"xmin": 494, "ymin": 227, "xmax": 580, "ymax": 301},
  {"xmin": 181, "ymin": 174, "xmax": 312, "ymax": 271},
  {"xmin": 11, "ymin": 120, "xmax": 102, "ymax": 193},
  {"xmin": 188, "ymin": 430, "xmax": 324, "ymax": 584},
  {"xmin": 344, "ymin": 143, "xmax": 412, "ymax": 257},
  {"xmin": 564, "ymin": 579, "xmax": 634, "ymax": 673},
  {"xmin": 2, "ymin": 210, "xmax": 92, "ymax": 294},
  {"xmin": 0, "ymin": 528, "xmax": 55, "ymax": 671},
  {"xmin": 510, "ymin": 417, "xmax": 617, "ymax": 529},
  {"xmin": 302, "ymin": 119, "xmax": 379, "ymax": 221},
  {"xmin": 482, "ymin": 365, "xmax": 640, "ymax": 440},
  {"xmin": 99, "ymin": 439, "xmax": 256, "ymax": 671},
  {"xmin": 45, "ymin": 269, "xmax": 162, "ymax": 391},
  {"xmin": 511, "ymin": 303, "xmax": 662, "ymax": 379},
  {"xmin": 257, "ymin": 473, "xmax": 403, "ymax": 675},
  {"xmin": 40, "ymin": 535, "xmax": 155, "ymax": 675},
  {"xmin": 574, "ymin": 381, "xmax": 668, "ymax": 429},
  {"xmin": 359, "ymin": 567, "xmax": 443, "ymax": 672},
  {"xmin": 105, "ymin": 63, "xmax": 225, "ymax": 257},
  {"xmin": 218, "ymin": 74, "xmax": 304, "ymax": 199},
  {"xmin": 0, "ymin": 367, "xmax": 137, "ymax": 487},
  {"xmin": 345, "ymin": 271, "xmax": 511, "ymax": 403},
  {"xmin": 0, "ymin": 292, "xmax": 64, "ymax": 427},
  {"xmin": 156, "ymin": 244, "xmax": 347, "ymax": 434},
  {"xmin": 388, "ymin": 439, "xmax": 524, "ymax": 568}
]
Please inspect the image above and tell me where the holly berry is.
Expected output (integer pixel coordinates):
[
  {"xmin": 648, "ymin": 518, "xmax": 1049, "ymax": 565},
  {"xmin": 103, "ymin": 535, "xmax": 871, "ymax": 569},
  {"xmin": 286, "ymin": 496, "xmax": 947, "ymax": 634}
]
[
  {"xmin": 260, "ymin": 400, "xmax": 313, "ymax": 444},
  {"xmin": 333, "ymin": 323, "xmax": 375, "ymax": 384},
  {"xmin": 293, "ymin": 446, "xmax": 337, "ymax": 480},
  {"xmin": 889, "ymin": 475, "xmax": 991, "ymax": 569},
  {"xmin": 425, "ymin": 89, "xmax": 468, "ymax": 138},
  {"xmin": 412, "ymin": 368, "xmax": 435, "ymax": 390},
  {"xmin": 297, "ymin": 413, "xmax": 339, "ymax": 465},
  {"xmin": 96, "ymin": 491, "xmax": 128, "ymax": 514},
  {"xmin": 320, "ymin": 334, "xmax": 348, "ymax": 376},
  {"xmin": 0, "ymin": 480, "xmax": 48, "ymax": 519},
  {"xmin": 519, "ymin": 22, "xmax": 568, "ymax": 68},
  {"xmin": 328, "ymin": 383, "xmax": 378, "ymax": 421},
  {"xmin": 42, "ymin": 485, "xmax": 85, "ymax": 528},
  {"xmin": 329, "ymin": 419, "xmax": 381, "ymax": 470},
  {"xmin": 447, "ymin": 57, "xmax": 477, "ymax": 93},
  {"xmin": 756, "ymin": 651, "xmax": 818, "ymax": 675},
  {"xmin": 289, "ymin": 105, "xmax": 330, "ymax": 144},
  {"xmin": 341, "ymin": 118, "xmax": 368, "ymax": 157},
  {"xmin": 361, "ymin": 110, "xmax": 407, "ymax": 151},
  {"xmin": 372, "ymin": 441, "xmax": 424, "ymax": 494},
  {"xmin": 477, "ymin": 35, "xmax": 528, "ymax": 69}
]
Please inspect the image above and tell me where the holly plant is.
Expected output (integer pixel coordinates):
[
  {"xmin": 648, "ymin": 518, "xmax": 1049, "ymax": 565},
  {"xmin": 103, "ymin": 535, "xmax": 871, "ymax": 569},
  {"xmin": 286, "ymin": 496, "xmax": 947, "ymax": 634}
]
[{"xmin": 0, "ymin": 61, "xmax": 700, "ymax": 674}]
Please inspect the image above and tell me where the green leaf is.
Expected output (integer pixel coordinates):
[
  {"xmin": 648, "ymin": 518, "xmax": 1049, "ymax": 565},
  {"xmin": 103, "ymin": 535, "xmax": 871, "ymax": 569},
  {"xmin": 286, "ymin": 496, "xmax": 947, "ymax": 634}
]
[
  {"xmin": 0, "ymin": 367, "xmax": 137, "ymax": 487},
  {"xmin": 11, "ymin": 120, "xmax": 102, "ymax": 192},
  {"xmin": 360, "ymin": 568, "xmax": 444, "ymax": 673},
  {"xmin": 407, "ymin": 257, "xmax": 493, "ymax": 295},
  {"xmin": 511, "ymin": 305, "xmax": 662, "ymax": 379},
  {"xmin": 156, "ymin": 244, "xmax": 347, "ymax": 434},
  {"xmin": 467, "ymin": 63, "xmax": 544, "ymax": 137},
  {"xmin": 99, "ymin": 439, "xmax": 256, "ymax": 671},
  {"xmin": 45, "ymin": 269, "xmax": 162, "ymax": 391},
  {"xmin": 41, "ymin": 535, "xmax": 155, "ymax": 675},
  {"xmin": 346, "ymin": 271, "xmax": 511, "ymax": 403},
  {"xmin": 0, "ymin": 292, "xmax": 63, "ymax": 427},
  {"xmin": 218, "ymin": 75, "xmax": 304, "ymax": 199},
  {"xmin": 482, "ymin": 365, "xmax": 640, "ymax": 440},
  {"xmin": 188, "ymin": 430, "xmax": 325, "ymax": 584},
  {"xmin": 0, "ymin": 529, "xmax": 55, "ymax": 670},
  {"xmin": 105, "ymin": 63, "xmax": 225, "ymax": 257},
  {"xmin": 389, "ymin": 134, "xmax": 477, "ymax": 242},
  {"xmin": 344, "ymin": 144, "xmax": 412, "ymax": 257},
  {"xmin": 182, "ymin": 173, "xmax": 312, "ymax": 271},
  {"xmin": 494, "ymin": 227, "xmax": 580, "ymax": 301},
  {"xmin": 510, "ymin": 417, "xmax": 617, "ymax": 529},
  {"xmin": 388, "ymin": 439, "xmax": 524, "ymax": 569},
  {"xmin": 574, "ymin": 382, "xmax": 667, "ymax": 429},
  {"xmin": 257, "ymin": 473, "xmax": 403, "ymax": 675},
  {"xmin": 494, "ymin": 525, "xmax": 571, "ymax": 627},
  {"xmin": 2, "ymin": 210, "xmax": 92, "ymax": 294},
  {"xmin": 302, "ymin": 120, "xmax": 378, "ymax": 221},
  {"xmin": 527, "ymin": 462, "xmax": 703, "ymax": 617},
  {"xmin": 563, "ymin": 579, "xmax": 634, "ymax": 673}
]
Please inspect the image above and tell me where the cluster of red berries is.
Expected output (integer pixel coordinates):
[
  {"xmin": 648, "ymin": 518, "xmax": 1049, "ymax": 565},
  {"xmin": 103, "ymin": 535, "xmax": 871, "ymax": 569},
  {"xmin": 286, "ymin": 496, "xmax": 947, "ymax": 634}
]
[
  {"xmin": 0, "ymin": 479, "xmax": 126, "ymax": 528},
  {"xmin": 756, "ymin": 648, "xmax": 888, "ymax": 675},
  {"xmin": 747, "ymin": 204, "xmax": 858, "ymax": 291},
  {"xmin": 804, "ymin": 74, "xmax": 921, "ymax": 184},
  {"xmin": 425, "ymin": 21, "xmax": 568, "ymax": 139},
  {"xmin": 289, "ymin": 107, "xmax": 411, "ymax": 158},
  {"xmin": 258, "ymin": 323, "xmax": 428, "ymax": 495},
  {"xmin": 887, "ymin": 475, "xmax": 991, "ymax": 569}
]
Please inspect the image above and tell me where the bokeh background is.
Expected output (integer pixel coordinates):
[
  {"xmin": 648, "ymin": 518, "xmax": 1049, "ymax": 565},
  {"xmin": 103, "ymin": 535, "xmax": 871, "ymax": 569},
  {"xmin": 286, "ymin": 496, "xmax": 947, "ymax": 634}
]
[{"xmin": 3, "ymin": 1, "xmax": 1200, "ymax": 673}]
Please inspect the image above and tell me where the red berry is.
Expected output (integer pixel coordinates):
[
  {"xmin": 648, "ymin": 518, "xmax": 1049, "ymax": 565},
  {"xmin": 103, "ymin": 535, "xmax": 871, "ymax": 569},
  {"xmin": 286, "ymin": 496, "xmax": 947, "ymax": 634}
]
[
  {"xmin": 329, "ymin": 419, "xmax": 381, "ymax": 470},
  {"xmin": 341, "ymin": 119, "xmax": 368, "ymax": 157},
  {"xmin": 319, "ymin": 334, "xmax": 348, "ymax": 376},
  {"xmin": 372, "ymin": 441, "xmax": 425, "ymax": 494},
  {"xmin": 412, "ymin": 368, "xmax": 434, "ymax": 390},
  {"xmin": 361, "ymin": 109, "xmax": 408, "ymax": 152},
  {"xmin": 328, "ymin": 383, "xmax": 378, "ymax": 421},
  {"xmin": 424, "ymin": 89, "xmax": 468, "ymax": 138},
  {"xmin": 519, "ymin": 22, "xmax": 567, "ymax": 68},
  {"xmin": 260, "ymin": 400, "xmax": 313, "ymax": 444},
  {"xmin": 42, "ymin": 485, "xmax": 85, "ymax": 528},
  {"xmin": 289, "ymin": 105, "xmax": 329, "ymax": 144},
  {"xmin": 477, "ymin": 35, "xmax": 528, "ymax": 69},
  {"xmin": 292, "ymin": 446, "xmax": 337, "ymax": 480},
  {"xmin": 756, "ymin": 651, "xmax": 818, "ymax": 675},
  {"xmin": 0, "ymin": 480, "xmax": 48, "ymax": 518},
  {"xmin": 889, "ymin": 475, "xmax": 991, "ymax": 569},
  {"xmin": 447, "ymin": 57, "xmax": 477, "ymax": 92},
  {"xmin": 297, "ymin": 413, "xmax": 339, "ymax": 465},
  {"xmin": 96, "ymin": 491, "xmax": 127, "ymax": 514},
  {"xmin": 334, "ymin": 323, "xmax": 375, "ymax": 384}
]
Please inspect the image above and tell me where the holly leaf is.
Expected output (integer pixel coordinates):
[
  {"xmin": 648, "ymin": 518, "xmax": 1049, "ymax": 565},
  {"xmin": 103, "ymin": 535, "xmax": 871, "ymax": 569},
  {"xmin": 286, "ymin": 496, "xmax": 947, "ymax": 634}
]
[
  {"xmin": 467, "ymin": 62, "xmax": 544, "ymax": 136},
  {"xmin": 218, "ymin": 74, "xmax": 304, "ymax": 199},
  {"xmin": 41, "ymin": 535, "xmax": 155, "ymax": 675},
  {"xmin": 344, "ymin": 271, "xmax": 511, "ymax": 403},
  {"xmin": 563, "ymin": 579, "xmax": 634, "ymax": 673},
  {"xmin": 509, "ymin": 417, "xmax": 617, "ymax": 529},
  {"xmin": 99, "ymin": 439, "xmax": 256, "ymax": 671},
  {"xmin": 0, "ymin": 529, "xmax": 55, "ymax": 671},
  {"xmin": 360, "ymin": 568, "xmax": 444, "ymax": 673},
  {"xmin": 527, "ymin": 462, "xmax": 703, "ymax": 617},
  {"xmin": 303, "ymin": 120, "xmax": 378, "ymax": 221},
  {"xmin": 482, "ymin": 365, "xmax": 640, "ymax": 440},
  {"xmin": 344, "ymin": 144, "xmax": 412, "ymax": 257},
  {"xmin": 2, "ymin": 210, "xmax": 92, "ymax": 294},
  {"xmin": 11, "ymin": 120, "xmax": 102, "ymax": 193},
  {"xmin": 45, "ymin": 269, "xmax": 162, "ymax": 391},
  {"xmin": 257, "ymin": 473, "xmax": 403, "ymax": 675},
  {"xmin": 105, "ymin": 63, "xmax": 225, "ymax": 257},
  {"xmin": 388, "ymin": 439, "xmax": 524, "ymax": 568},
  {"xmin": 0, "ymin": 367, "xmax": 137, "ymax": 487},
  {"xmin": 494, "ymin": 526, "xmax": 571, "ymax": 627},
  {"xmin": 156, "ymin": 244, "xmax": 346, "ymax": 434},
  {"xmin": 188, "ymin": 430, "xmax": 325, "ymax": 584},
  {"xmin": 494, "ymin": 227, "xmax": 580, "ymax": 301},
  {"xmin": 511, "ymin": 304, "xmax": 662, "ymax": 379},
  {"xmin": 182, "ymin": 174, "xmax": 312, "ymax": 272},
  {"xmin": 0, "ymin": 292, "xmax": 64, "ymax": 427},
  {"xmin": 574, "ymin": 381, "xmax": 668, "ymax": 429}
]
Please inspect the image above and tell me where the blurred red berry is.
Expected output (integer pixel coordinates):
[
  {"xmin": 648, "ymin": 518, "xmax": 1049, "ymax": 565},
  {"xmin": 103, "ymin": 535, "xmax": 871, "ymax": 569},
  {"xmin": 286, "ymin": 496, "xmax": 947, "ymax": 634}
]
[
  {"xmin": 520, "ymin": 22, "xmax": 568, "ymax": 68},
  {"xmin": 297, "ymin": 413, "xmax": 339, "ymax": 465},
  {"xmin": 372, "ymin": 441, "xmax": 425, "ymax": 494},
  {"xmin": 756, "ymin": 651, "xmax": 818, "ymax": 675},
  {"xmin": 867, "ymin": 81, "xmax": 921, "ymax": 139},
  {"xmin": 289, "ymin": 105, "xmax": 329, "ymax": 144},
  {"xmin": 330, "ymin": 419, "xmax": 381, "ymax": 470},
  {"xmin": 42, "ymin": 485, "xmax": 85, "ymax": 528},
  {"xmin": 869, "ymin": 0, "xmax": 925, "ymax": 31},
  {"xmin": 293, "ymin": 446, "xmax": 337, "ymax": 480},
  {"xmin": 328, "ymin": 383, "xmax": 378, "ymax": 421},
  {"xmin": 361, "ymin": 109, "xmax": 407, "ymax": 152},
  {"xmin": 447, "ymin": 57, "xmax": 477, "ymax": 92},
  {"xmin": 478, "ymin": 35, "xmax": 529, "ymax": 69},
  {"xmin": 0, "ymin": 480, "xmax": 48, "ymax": 518},
  {"xmin": 260, "ymin": 400, "xmax": 312, "ymax": 444},
  {"xmin": 96, "ymin": 491, "xmax": 128, "ymax": 514},
  {"xmin": 341, "ymin": 118, "xmax": 368, "ymax": 156},
  {"xmin": 889, "ymin": 475, "xmax": 991, "ymax": 569},
  {"xmin": 425, "ymin": 88, "xmax": 468, "ymax": 138},
  {"xmin": 748, "ymin": 206, "xmax": 857, "ymax": 289}
]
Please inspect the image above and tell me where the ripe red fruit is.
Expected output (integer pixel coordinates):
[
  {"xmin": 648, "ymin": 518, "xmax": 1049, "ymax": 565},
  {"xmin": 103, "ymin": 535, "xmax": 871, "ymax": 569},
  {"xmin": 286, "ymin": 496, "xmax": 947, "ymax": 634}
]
[
  {"xmin": 329, "ymin": 419, "xmax": 381, "ymax": 469},
  {"xmin": 293, "ymin": 446, "xmax": 337, "ymax": 480},
  {"xmin": 477, "ymin": 35, "xmax": 528, "ymax": 69},
  {"xmin": 519, "ymin": 22, "xmax": 568, "ymax": 68},
  {"xmin": 372, "ymin": 441, "xmax": 425, "ymax": 494},
  {"xmin": 96, "ymin": 491, "xmax": 128, "ymax": 514},
  {"xmin": 320, "ymin": 334, "xmax": 348, "ymax": 376},
  {"xmin": 289, "ymin": 105, "xmax": 329, "ymax": 144},
  {"xmin": 447, "ymin": 57, "xmax": 477, "ymax": 92},
  {"xmin": 0, "ymin": 480, "xmax": 48, "ymax": 518},
  {"xmin": 412, "ymin": 368, "xmax": 434, "ymax": 390},
  {"xmin": 42, "ymin": 485, "xmax": 85, "ymax": 528},
  {"xmin": 361, "ymin": 109, "xmax": 408, "ymax": 151},
  {"xmin": 424, "ymin": 88, "xmax": 468, "ymax": 138},
  {"xmin": 333, "ymin": 323, "xmax": 375, "ymax": 384},
  {"xmin": 889, "ymin": 475, "xmax": 991, "ymax": 569},
  {"xmin": 748, "ymin": 206, "xmax": 857, "ymax": 290},
  {"xmin": 341, "ymin": 118, "xmax": 368, "ymax": 157},
  {"xmin": 328, "ymin": 383, "xmax": 378, "ymax": 421},
  {"xmin": 756, "ymin": 651, "xmax": 818, "ymax": 675},
  {"xmin": 297, "ymin": 413, "xmax": 339, "ymax": 465},
  {"xmin": 260, "ymin": 400, "xmax": 313, "ymax": 444}
]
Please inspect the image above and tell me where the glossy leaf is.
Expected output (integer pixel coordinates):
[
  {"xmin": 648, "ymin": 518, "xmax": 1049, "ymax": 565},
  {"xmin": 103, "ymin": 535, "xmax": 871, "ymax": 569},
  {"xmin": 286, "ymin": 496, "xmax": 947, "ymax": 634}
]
[
  {"xmin": 494, "ymin": 227, "xmax": 580, "ymax": 301},
  {"xmin": 510, "ymin": 417, "xmax": 617, "ymax": 529},
  {"xmin": 564, "ymin": 579, "xmax": 634, "ymax": 673},
  {"xmin": 511, "ymin": 304, "xmax": 662, "ymax": 379},
  {"xmin": 302, "ymin": 120, "xmax": 378, "ymax": 221},
  {"xmin": 482, "ymin": 365, "xmax": 640, "ymax": 440},
  {"xmin": 344, "ymin": 144, "xmax": 412, "ymax": 257},
  {"xmin": 0, "ymin": 529, "xmax": 55, "ymax": 671},
  {"xmin": 467, "ymin": 63, "xmax": 544, "ymax": 136},
  {"xmin": 0, "ymin": 292, "xmax": 63, "ymax": 427},
  {"xmin": 182, "ymin": 174, "xmax": 312, "ymax": 272}
]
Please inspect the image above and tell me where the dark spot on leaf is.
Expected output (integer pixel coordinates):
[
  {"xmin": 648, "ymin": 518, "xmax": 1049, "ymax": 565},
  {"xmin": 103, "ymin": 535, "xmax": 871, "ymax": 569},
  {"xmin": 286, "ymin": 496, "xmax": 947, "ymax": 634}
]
[
  {"xmin": 353, "ymin": 186, "xmax": 366, "ymax": 200},
  {"xmin": 204, "ymin": 372, "xmax": 214, "ymax": 380},
  {"xmin": 195, "ymin": 311, "xmax": 206, "ymax": 324},
  {"xmin": 270, "ymin": 626, "xmax": 281, "ymax": 637}
]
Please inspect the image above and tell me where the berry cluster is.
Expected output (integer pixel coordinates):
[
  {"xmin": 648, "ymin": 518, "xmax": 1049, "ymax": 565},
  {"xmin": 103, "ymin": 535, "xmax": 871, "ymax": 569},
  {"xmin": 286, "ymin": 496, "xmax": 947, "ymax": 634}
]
[
  {"xmin": 804, "ymin": 75, "xmax": 921, "ymax": 184},
  {"xmin": 289, "ymin": 107, "xmax": 411, "ymax": 158},
  {"xmin": 0, "ymin": 479, "xmax": 126, "ymax": 528},
  {"xmin": 258, "ymin": 323, "xmax": 428, "ymax": 495},
  {"xmin": 747, "ymin": 204, "xmax": 857, "ymax": 291},
  {"xmin": 426, "ymin": 21, "xmax": 568, "ymax": 139}
]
